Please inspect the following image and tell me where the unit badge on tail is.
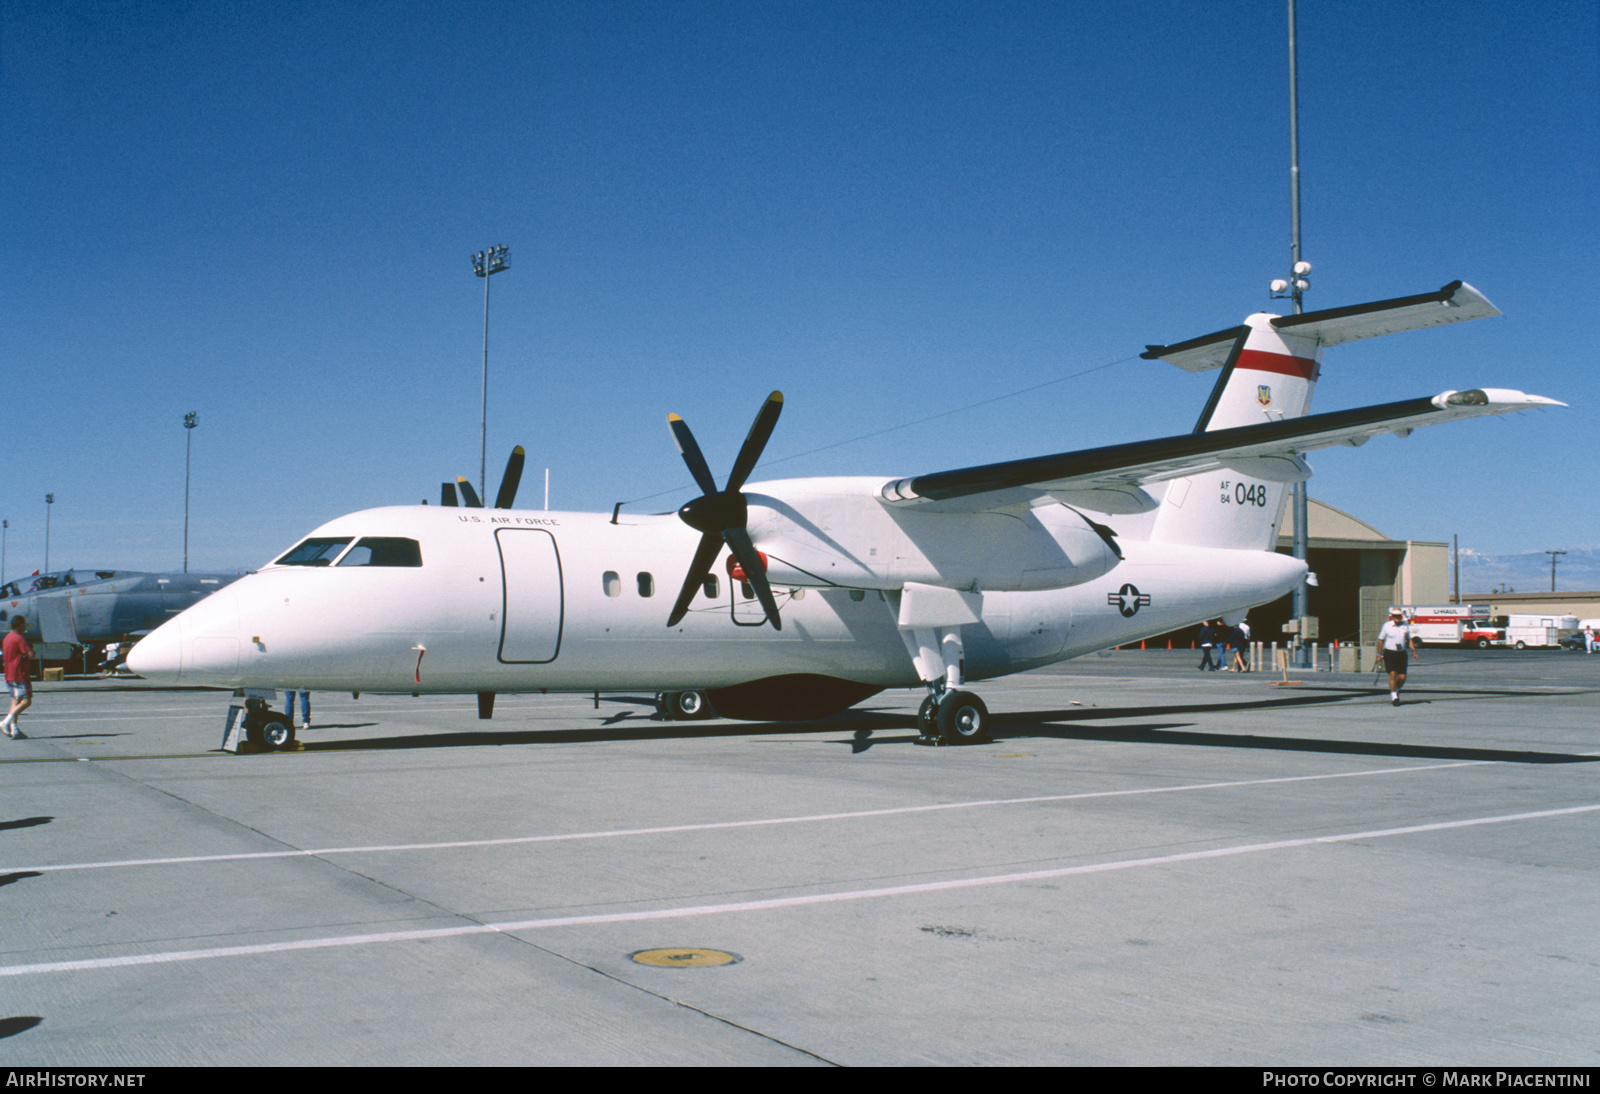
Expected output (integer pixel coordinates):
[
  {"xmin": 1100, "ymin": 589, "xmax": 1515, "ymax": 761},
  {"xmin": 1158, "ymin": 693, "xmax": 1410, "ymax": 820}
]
[{"xmin": 1257, "ymin": 384, "xmax": 1272, "ymax": 406}]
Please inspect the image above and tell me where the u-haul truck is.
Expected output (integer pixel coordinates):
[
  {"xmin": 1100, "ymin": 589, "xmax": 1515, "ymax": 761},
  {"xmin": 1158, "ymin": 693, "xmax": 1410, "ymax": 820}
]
[{"xmin": 1391, "ymin": 604, "xmax": 1493, "ymax": 647}]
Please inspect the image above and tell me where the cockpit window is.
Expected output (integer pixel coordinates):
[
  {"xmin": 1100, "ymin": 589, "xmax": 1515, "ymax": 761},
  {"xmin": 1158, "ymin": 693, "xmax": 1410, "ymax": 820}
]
[
  {"xmin": 275, "ymin": 537, "xmax": 353, "ymax": 567},
  {"xmin": 336, "ymin": 537, "xmax": 423, "ymax": 567}
]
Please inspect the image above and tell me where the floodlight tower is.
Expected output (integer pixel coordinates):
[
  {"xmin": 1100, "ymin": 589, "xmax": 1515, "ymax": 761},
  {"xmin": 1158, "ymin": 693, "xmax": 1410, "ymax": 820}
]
[
  {"xmin": 1269, "ymin": 0, "xmax": 1315, "ymax": 668},
  {"xmin": 2, "ymin": 519, "xmax": 8, "ymax": 584},
  {"xmin": 44, "ymin": 494, "xmax": 54, "ymax": 574},
  {"xmin": 183, "ymin": 411, "xmax": 198, "ymax": 572},
  {"xmin": 470, "ymin": 243, "xmax": 511, "ymax": 501}
]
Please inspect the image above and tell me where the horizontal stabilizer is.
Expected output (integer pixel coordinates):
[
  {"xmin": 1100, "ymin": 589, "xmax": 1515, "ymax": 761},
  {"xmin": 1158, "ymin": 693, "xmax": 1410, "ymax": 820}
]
[
  {"xmin": 878, "ymin": 388, "xmax": 1561, "ymax": 511},
  {"xmin": 1143, "ymin": 282, "xmax": 1500, "ymax": 373}
]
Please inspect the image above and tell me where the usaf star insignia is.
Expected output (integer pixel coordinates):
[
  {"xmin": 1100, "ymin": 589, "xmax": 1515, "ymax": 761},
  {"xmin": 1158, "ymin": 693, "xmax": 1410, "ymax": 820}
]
[{"xmin": 1107, "ymin": 583, "xmax": 1151, "ymax": 617}]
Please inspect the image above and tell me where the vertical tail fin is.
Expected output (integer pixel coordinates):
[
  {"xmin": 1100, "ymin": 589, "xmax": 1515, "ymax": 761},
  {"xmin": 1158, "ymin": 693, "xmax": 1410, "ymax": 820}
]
[
  {"xmin": 1147, "ymin": 315, "xmax": 1321, "ymax": 550},
  {"xmin": 1140, "ymin": 281, "xmax": 1499, "ymax": 550}
]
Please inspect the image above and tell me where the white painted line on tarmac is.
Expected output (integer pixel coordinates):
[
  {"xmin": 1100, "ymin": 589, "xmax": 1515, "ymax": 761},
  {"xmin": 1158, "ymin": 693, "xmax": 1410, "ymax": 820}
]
[
  {"xmin": 5, "ymin": 802, "xmax": 1597, "ymax": 978},
  {"xmin": 3, "ymin": 759, "xmax": 1493, "ymax": 874}
]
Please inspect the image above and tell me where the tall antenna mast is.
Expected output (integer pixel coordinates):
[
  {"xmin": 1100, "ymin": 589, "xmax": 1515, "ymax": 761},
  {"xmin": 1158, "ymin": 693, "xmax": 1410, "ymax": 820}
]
[
  {"xmin": 1288, "ymin": 0, "xmax": 1304, "ymax": 318},
  {"xmin": 1269, "ymin": 0, "xmax": 1315, "ymax": 666}
]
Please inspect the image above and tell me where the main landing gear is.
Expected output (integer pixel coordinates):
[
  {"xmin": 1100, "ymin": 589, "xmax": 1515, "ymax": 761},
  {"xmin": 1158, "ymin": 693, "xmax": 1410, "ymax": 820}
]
[
  {"xmin": 655, "ymin": 690, "xmax": 716, "ymax": 721},
  {"xmin": 916, "ymin": 685, "xmax": 991, "ymax": 746},
  {"xmin": 897, "ymin": 585, "xmax": 992, "ymax": 746}
]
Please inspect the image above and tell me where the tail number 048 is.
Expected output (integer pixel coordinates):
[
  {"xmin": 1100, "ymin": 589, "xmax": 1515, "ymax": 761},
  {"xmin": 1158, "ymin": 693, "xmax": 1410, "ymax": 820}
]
[{"xmin": 1222, "ymin": 481, "xmax": 1269, "ymax": 507}]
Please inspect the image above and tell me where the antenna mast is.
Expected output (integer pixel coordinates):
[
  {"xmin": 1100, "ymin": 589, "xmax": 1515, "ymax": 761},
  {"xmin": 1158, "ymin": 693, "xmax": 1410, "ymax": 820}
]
[{"xmin": 1271, "ymin": 0, "xmax": 1315, "ymax": 667}]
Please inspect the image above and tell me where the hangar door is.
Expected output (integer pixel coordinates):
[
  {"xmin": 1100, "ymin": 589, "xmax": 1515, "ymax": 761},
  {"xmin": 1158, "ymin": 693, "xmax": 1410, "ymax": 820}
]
[{"xmin": 497, "ymin": 528, "xmax": 563, "ymax": 663}]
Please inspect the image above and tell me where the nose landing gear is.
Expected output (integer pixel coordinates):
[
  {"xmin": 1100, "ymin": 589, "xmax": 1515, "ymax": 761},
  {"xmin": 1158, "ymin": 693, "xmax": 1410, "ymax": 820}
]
[{"xmin": 223, "ymin": 694, "xmax": 299, "ymax": 753}]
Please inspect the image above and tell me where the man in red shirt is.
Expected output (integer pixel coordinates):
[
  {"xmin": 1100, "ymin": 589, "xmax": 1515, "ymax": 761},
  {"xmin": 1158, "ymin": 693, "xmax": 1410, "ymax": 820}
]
[{"xmin": 3, "ymin": 615, "xmax": 35, "ymax": 738}]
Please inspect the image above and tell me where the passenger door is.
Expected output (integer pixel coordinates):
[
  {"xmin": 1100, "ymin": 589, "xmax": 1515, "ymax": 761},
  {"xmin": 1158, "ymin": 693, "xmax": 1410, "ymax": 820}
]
[{"xmin": 496, "ymin": 528, "xmax": 563, "ymax": 663}]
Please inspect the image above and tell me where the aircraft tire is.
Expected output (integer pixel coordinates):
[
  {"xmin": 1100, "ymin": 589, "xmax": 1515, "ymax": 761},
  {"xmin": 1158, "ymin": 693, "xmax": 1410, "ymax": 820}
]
[
  {"xmin": 916, "ymin": 694, "xmax": 937, "ymax": 737},
  {"xmin": 936, "ymin": 690, "xmax": 989, "ymax": 745},
  {"xmin": 656, "ymin": 690, "xmax": 716, "ymax": 721},
  {"xmin": 261, "ymin": 718, "xmax": 297, "ymax": 750},
  {"xmin": 672, "ymin": 690, "xmax": 713, "ymax": 720}
]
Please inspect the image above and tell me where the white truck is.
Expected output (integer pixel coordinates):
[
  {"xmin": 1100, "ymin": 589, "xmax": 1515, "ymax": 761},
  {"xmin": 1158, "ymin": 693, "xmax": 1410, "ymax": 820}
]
[
  {"xmin": 1503, "ymin": 613, "xmax": 1580, "ymax": 650},
  {"xmin": 1393, "ymin": 604, "xmax": 1493, "ymax": 647}
]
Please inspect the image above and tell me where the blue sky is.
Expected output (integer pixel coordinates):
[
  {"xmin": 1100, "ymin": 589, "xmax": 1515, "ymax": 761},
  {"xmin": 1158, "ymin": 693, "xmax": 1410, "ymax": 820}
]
[{"xmin": 4, "ymin": 0, "xmax": 1595, "ymax": 581}]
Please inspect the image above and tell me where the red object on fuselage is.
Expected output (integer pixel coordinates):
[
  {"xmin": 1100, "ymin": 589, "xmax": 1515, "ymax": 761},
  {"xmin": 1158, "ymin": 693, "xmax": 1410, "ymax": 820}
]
[{"xmin": 726, "ymin": 551, "xmax": 768, "ymax": 582}]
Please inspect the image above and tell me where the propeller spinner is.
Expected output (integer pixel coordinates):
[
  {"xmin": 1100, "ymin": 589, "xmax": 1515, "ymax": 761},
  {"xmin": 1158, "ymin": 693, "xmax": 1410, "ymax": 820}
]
[
  {"xmin": 666, "ymin": 392, "xmax": 784, "ymax": 630},
  {"xmin": 441, "ymin": 446, "xmax": 525, "ymax": 509}
]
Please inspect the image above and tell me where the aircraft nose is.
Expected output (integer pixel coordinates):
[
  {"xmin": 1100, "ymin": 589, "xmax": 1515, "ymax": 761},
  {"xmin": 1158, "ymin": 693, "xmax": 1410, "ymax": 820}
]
[
  {"xmin": 127, "ymin": 618, "xmax": 184, "ymax": 682},
  {"xmin": 127, "ymin": 587, "xmax": 243, "ymax": 685}
]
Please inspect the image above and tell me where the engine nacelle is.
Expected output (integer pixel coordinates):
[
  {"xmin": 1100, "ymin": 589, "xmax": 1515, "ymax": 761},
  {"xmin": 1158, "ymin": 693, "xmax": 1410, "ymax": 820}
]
[{"xmin": 747, "ymin": 478, "xmax": 1121, "ymax": 593}]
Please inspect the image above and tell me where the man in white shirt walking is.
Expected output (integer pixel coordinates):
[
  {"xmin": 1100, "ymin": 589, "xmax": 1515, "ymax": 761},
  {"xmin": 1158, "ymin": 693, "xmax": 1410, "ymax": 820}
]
[{"xmin": 1377, "ymin": 608, "xmax": 1420, "ymax": 707}]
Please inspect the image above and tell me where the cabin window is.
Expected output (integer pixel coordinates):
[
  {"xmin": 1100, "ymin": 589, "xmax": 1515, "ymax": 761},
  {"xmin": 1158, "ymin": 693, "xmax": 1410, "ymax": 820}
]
[
  {"xmin": 336, "ymin": 537, "xmax": 423, "ymax": 567},
  {"xmin": 701, "ymin": 575, "xmax": 719, "ymax": 599},
  {"xmin": 603, "ymin": 571, "xmax": 621, "ymax": 597},
  {"xmin": 637, "ymin": 572, "xmax": 655, "ymax": 597},
  {"xmin": 275, "ymin": 537, "xmax": 352, "ymax": 567}
]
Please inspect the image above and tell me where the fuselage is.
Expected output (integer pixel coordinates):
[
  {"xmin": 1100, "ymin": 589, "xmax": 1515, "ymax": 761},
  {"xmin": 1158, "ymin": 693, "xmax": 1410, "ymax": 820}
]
[{"xmin": 127, "ymin": 487, "xmax": 1306, "ymax": 694}]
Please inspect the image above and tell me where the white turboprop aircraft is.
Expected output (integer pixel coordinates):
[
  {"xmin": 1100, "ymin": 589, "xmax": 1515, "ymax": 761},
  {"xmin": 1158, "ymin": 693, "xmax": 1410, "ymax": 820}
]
[{"xmin": 129, "ymin": 281, "xmax": 1559, "ymax": 749}]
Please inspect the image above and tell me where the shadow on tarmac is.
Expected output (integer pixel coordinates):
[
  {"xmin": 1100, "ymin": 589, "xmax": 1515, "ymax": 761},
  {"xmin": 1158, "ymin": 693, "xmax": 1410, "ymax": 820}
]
[
  {"xmin": 275, "ymin": 686, "xmax": 1596, "ymax": 766},
  {"xmin": 0, "ymin": 1016, "xmax": 43, "ymax": 1039}
]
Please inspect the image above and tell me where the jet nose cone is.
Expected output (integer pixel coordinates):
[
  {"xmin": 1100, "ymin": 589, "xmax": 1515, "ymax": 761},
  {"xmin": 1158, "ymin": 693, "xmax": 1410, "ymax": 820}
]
[
  {"xmin": 126, "ymin": 587, "xmax": 243, "ymax": 685},
  {"xmin": 127, "ymin": 619, "xmax": 183, "ymax": 682}
]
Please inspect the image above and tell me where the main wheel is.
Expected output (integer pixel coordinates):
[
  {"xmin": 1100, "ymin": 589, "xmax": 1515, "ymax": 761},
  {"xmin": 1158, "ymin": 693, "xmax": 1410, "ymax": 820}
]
[
  {"xmin": 672, "ymin": 689, "xmax": 713, "ymax": 720},
  {"xmin": 657, "ymin": 691, "xmax": 715, "ymax": 720},
  {"xmin": 936, "ymin": 690, "xmax": 989, "ymax": 744},
  {"xmin": 916, "ymin": 694, "xmax": 937, "ymax": 736}
]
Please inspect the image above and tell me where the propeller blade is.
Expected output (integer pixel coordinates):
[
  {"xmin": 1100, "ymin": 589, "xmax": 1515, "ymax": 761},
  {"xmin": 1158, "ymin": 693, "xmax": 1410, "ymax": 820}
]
[
  {"xmin": 724, "ymin": 527, "xmax": 781, "ymax": 630},
  {"xmin": 667, "ymin": 414, "xmax": 720, "ymax": 496},
  {"xmin": 495, "ymin": 446, "xmax": 526, "ymax": 509},
  {"xmin": 725, "ymin": 391, "xmax": 783, "ymax": 493},
  {"xmin": 666, "ymin": 533, "xmax": 725, "ymax": 627},
  {"xmin": 441, "ymin": 482, "xmax": 459, "ymax": 507},
  {"xmin": 457, "ymin": 477, "xmax": 483, "ymax": 508}
]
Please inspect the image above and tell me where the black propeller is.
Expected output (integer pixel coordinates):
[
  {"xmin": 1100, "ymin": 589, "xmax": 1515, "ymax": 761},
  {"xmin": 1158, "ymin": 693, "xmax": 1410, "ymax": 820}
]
[
  {"xmin": 666, "ymin": 392, "xmax": 784, "ymax": 630},
  {"xmin": 441, "ymin": 446, "xmax": 526, "ymax": 509}
]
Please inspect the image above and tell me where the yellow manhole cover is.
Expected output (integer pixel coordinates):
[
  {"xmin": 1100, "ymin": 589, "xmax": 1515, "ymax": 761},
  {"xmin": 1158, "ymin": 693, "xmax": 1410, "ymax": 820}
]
[{"xmin": 629, "ymin": 948, "xmax": 741, "ymax": 968}]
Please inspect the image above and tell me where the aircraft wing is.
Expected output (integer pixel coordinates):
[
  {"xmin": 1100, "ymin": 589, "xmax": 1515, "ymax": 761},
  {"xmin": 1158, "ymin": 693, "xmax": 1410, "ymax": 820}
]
[{"xmin": 877, "ymin": 388, "xmax": 1561, "ymax": 512}]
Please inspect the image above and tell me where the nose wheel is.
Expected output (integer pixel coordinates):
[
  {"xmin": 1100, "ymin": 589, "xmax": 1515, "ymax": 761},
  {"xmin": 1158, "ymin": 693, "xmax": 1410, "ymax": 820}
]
[{"xmin": 240, "ymin": 697, "xmax": 298, "ymax": 752}]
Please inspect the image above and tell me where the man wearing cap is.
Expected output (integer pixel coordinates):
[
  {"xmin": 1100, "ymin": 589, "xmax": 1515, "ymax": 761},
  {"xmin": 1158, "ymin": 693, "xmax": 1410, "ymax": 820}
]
[{"xmin": 1376, "ymin": 608, "xmax": 1420, "ymax": 707}]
